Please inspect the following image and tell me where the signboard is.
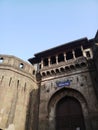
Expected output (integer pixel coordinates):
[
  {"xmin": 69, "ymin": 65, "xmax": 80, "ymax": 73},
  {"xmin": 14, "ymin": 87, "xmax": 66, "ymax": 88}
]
[{"xmin": 56, "ymin": 80, "xmax": 70, "ymax": 87}]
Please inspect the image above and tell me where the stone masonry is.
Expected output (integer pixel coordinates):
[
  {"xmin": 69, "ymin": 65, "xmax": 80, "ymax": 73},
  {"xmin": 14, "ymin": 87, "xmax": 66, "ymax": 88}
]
[{"xmin": 0, "ymin": 55, "xmax": 39, "ymax": 130}]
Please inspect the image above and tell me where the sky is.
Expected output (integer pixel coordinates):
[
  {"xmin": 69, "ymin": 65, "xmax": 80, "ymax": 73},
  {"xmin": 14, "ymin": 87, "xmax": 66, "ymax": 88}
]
[{"xmin": 0, "ymin": 0, "xmax": 98, "ymax": 61}]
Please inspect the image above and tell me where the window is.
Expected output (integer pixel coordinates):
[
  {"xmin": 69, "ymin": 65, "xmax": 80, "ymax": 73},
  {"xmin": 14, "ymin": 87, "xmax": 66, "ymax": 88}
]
[
  {"xmin": 86, "ymin": 51, "xmax": 91, "ymax": 58},
  {"xmin": 43, "ymin": 58, "xmax": 48, "ymax": 66},
  {"xmin": 75, "ymin": 48, "xmax": 83, "ymax": 57},
  {"xmin": 19, "ymin": 63, "xmax": 24, "ymax": 69},
  {"xmin": 39, "ymin": 64, "xmax": 41, "ymax": 69},
  {"xmin": 50, "ymin": 56, "xmax": 56, "ymax": 64},
  {"xmin": 46, "ymin": 71, "xmax": 51, "ymax": 76},
  {"xmin": 56, "ymin": 69, "xmax": 60, "ymax": 73},
  {"xmin": 32, "ymin": 70, "xmax": 35, "ymax": 75},
  {"xmin": 65, "ymin": 66, "xmax": 70, "ymax": 71},
  {"xmin": 66, "ymin": 51, "xmax": 73, "ymax": 60},
  {"xmin": 0, "ymin": 57, "xmax": 3, "ymax": 63},
  {"xmin": 58, "ymin": 53, "xmax": 64, "ymax": 62},
  {"xmin": 51, "ymin": 70, "xmax": 55, "ymax": 74},
  {"xmin": 42, "ymin": 72, "xmax": 46, "ymax": 77}
]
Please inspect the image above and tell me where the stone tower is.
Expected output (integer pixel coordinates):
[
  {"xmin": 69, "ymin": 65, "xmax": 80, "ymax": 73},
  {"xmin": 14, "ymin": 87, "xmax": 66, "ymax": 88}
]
[{"xmin": 0, "ymin": 55, "xmax": 39, "ymax": 130}]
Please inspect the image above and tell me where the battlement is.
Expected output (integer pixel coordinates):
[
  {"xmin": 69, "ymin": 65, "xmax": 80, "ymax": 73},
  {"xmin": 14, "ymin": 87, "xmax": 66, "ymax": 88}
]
[{"xmin": 0, "ymin": 54, "xmax": 36, "ymax": 77}]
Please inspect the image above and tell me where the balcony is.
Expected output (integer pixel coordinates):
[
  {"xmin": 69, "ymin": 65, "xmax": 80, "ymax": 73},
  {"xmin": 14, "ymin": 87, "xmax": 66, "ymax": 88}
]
[
  {"xmin": 40, "ymin": 56, "xmax": 89, "ymax": 78},
  {"xmin": 41, "ymin": 56, "xmax": 87, "ymax": 71}
]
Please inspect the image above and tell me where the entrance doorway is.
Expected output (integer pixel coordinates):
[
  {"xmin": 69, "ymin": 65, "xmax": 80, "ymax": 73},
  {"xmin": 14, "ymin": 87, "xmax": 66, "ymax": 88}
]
[{"xmin": 56, "ymin": 96, "xmax": 86, "ymax": 130}]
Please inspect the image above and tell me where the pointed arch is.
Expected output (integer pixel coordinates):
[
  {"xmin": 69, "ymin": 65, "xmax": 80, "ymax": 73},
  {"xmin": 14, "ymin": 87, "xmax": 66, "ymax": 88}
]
[{"xmin": 47, "ymin": 87, "xmax": 92, "ymax": 130}]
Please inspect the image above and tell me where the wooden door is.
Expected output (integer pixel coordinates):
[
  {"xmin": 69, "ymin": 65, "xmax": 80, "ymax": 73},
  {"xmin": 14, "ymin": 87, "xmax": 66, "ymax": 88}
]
[{"xmin": 56, "ymin": 97, "xmax": 85, "ymax": 130}]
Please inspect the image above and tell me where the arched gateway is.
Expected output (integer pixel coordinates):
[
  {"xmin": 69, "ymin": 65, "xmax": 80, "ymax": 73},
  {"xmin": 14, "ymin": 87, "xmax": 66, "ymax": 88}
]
[
  {"xmin": 56, "ymin": 96, "xmax": 85, "ymax": 130},
  {"xmin": 48, "ymin": 88, "xmax": 92, "ymax": 130},
  {"xmin": 28, "ymin": 32, "xmax": 98, "ymax": 130}
]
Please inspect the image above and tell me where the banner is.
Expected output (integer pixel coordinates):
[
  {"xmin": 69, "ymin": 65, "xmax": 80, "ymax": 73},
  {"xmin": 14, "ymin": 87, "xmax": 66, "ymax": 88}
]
[{"xmin": 56, "ymin": 80, "xmax": 70, "ymax": 87}]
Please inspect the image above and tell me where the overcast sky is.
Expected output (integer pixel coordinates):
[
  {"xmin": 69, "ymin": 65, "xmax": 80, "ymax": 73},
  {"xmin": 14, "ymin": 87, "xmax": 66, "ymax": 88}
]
[{"xmin": 0, "ymin": 0, "xmax": 98, "ymax": 61}]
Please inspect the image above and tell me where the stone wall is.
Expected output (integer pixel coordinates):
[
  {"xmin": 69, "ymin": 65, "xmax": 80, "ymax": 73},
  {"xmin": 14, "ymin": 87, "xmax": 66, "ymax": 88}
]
[
  {"xmin": 38, "ymin": 59, "xmax": 98, "ymax": 130},
  {"xmin": 0, "ymin": 55, "xmax": 39, "ymax": 130}
]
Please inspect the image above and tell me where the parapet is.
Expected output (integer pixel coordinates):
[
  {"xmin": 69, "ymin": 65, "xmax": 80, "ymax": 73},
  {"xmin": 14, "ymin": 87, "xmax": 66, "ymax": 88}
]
[{"xmin": 0, "ymin": 54, "xmax": 36, "ymax": 77}]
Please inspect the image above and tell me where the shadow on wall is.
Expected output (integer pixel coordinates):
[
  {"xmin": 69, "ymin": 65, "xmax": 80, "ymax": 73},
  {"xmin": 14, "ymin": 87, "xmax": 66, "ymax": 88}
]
[
  {"xmin": 25, "ymin": 88, "xmax": 40, "ymax": 130},
  {"xmin": 86, "ymin": 32, "xmax": 98, "ymax": 130},
  {"xmin": 90, "ymin": 31, "xmax": 98, "ymax": 99}
]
